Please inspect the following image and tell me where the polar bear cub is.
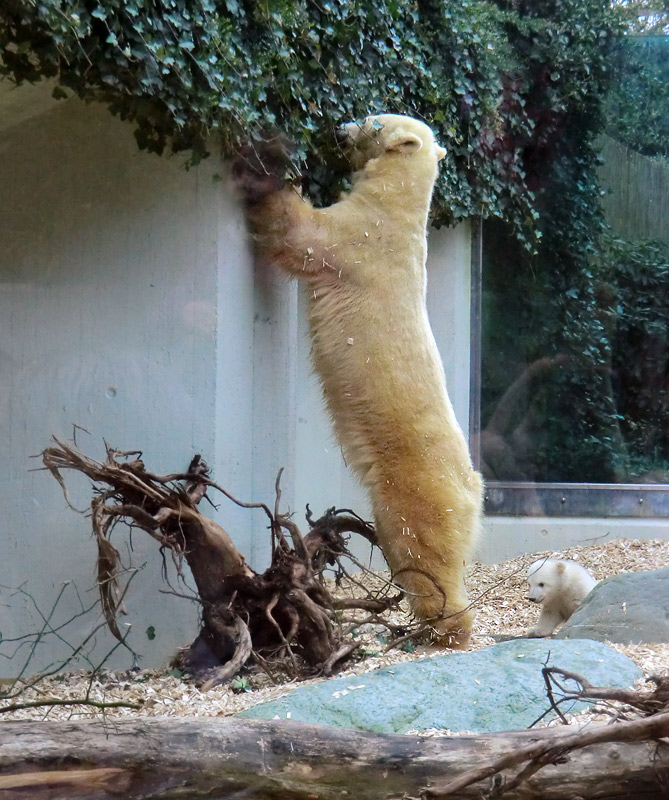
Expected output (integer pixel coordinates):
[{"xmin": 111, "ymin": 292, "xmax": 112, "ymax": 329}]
[{"xmin": 527, "ymin": 558, "xmax": 598, "ymax": 637}]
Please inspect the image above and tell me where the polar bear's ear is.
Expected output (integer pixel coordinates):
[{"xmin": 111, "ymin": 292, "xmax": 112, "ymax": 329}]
[
  {"xmin": 384, "ymin": 130, "xmax": 424, "ymax": 154},
  {"xmin": 555, "ymin": 562, "xmax": 566, "ymax": 575},
  {"xmin": 435, "ymin": 144, "xmax": 447, "ymax": 161}
]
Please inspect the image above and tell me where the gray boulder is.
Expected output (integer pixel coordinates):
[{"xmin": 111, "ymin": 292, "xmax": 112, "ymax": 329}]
[
  {"xmin": 238, "ymin": 638, "xmax": 641, "ymax": 734},
  {"xmin": 556, "ymin": 566, "xmax": 669, "ymax": 645}
]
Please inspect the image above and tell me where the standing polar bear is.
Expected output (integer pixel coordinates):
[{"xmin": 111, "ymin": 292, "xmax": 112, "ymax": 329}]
[
  {"xmin": 242, "ymin": 114, "xmax": 483, "ymax": 647},
  {"xmin": 527, "ymin": 558, "xmax": 598, "ymax": 637}
]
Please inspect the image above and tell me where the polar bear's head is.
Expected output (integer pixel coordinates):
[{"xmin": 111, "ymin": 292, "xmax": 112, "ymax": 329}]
[
  {"xmin": 337, "ymin": 114, "xmax": 447, "ymax": 171},
  {"xmin": 527, "ymin": 558, "xmax": 565, "ymax": 604}
]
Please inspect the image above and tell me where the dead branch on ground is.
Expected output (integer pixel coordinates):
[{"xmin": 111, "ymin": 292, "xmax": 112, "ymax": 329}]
[
  {"xmin": 418, "ymin": 668, "xmax": 669, "ymax": 798},
  {"xmin": 541, "ymin": 666, "xmax": 669, "ymax": 719}
]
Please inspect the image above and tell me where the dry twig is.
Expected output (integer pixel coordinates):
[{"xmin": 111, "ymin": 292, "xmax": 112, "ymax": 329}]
[{"xmin": 420, "ymin": 668, "xmax": 669, "ymax": 798}]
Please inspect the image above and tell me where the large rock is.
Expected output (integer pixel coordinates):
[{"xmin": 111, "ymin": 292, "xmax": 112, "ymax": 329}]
[
  {"xmin": 556, "ymin": 567, "xmax": 669, "ymax": 645},
  {"xmin": 238, "ymin": 638, "xmax": 641, "ymax": 734}
]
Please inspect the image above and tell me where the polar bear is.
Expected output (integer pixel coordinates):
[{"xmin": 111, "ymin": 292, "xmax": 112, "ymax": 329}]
[
  {"xmin": 240, "ymin": 114, "xmax": 483, "ymax": 646},
  {"xmin": 527, "ymin": 558, "xmax": 598, "ymax": 637}
]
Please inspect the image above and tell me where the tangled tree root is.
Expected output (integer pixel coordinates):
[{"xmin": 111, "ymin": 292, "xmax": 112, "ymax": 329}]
[{"xmin": 42, "ymin": 440, "xmax": 421, "ymax": 688}]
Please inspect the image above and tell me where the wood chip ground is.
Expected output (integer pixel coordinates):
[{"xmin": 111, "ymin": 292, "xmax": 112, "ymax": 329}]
[{"xmin": 4, "ymin": 537, "xmax": 669, "ymax": 733}]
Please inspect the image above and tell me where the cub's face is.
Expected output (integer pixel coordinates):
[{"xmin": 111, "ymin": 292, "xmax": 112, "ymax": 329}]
[
  {"xmin": 337, "ymin": 113, "xmax": 446, "ymax": 170},
  {"xmin": 527, "ymin": 560, "xmax": 554, "ymax": 604}
]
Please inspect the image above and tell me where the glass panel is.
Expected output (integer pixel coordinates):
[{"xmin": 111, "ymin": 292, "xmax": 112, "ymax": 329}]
[{"xmin": 479, "ymin": 33, "xmax": 669, "ymax": 500}]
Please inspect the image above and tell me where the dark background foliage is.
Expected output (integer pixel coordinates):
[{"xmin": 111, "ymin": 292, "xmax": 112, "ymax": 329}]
[
  {"xmin": 606, "ymin": 34, "xmax": 669, "ymax": 158},
  {"xmin": 481, "ymin": 24, "xmax": 669, "ymax": 484}
]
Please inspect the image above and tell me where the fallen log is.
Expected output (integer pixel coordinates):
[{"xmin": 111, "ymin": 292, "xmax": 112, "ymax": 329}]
[{"xmin": 1, "ymin": 716, "xmax": 668, "ymax": 799}]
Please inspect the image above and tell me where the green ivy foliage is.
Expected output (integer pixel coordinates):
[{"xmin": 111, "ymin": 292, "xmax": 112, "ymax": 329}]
[
  {"xmin": 479, "ymin": 17, "xmax": 669, "ymax": 485},
  {"xmin": 610, "ymin": 0, "xmax": 669, "ymax": 36},
  {"xmin": 0, "ymin": 0, "xmax": 617, "ymax": 242},
  {"xmin": 606, "ymin": 34, "xmax": 669, "ymax": 158}
]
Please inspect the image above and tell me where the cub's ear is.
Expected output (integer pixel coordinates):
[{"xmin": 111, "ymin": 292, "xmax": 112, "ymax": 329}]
[
  {"xmin": 384, "ymin": 130, "xmax": 424, "ymax": 154},
  {"xmin": 435, "ymin": 144, "xmax": 446, "ymax": 161},
  {"xmin": 556, "ymin": 562, "xmax": 566, "ymax": 575}
]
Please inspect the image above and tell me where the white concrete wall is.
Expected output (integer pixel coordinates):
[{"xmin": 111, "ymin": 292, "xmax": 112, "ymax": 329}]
[
  {"xmin": 0, "ymin": 84, "xmax": 474, "ymax": 675},
  {"xmin": 0, "ymin": 88, "xmax": 288, "ymax": 674},
  {"xmin": 0, "ymin": 94, "xmax": 214, "ymax": 672}
]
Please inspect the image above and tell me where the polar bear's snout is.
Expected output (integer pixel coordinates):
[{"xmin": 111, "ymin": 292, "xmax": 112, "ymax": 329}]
[
  {"xmin": 334, "ymin": 124, "xmax": 352, "ymax": 145},
  {"xmin": 528, "ymin": 586, "xmax": 545, "ymax": 603},
  {"xmin": 335, "ymin": 119, "xmax": 385, "ymax": 168},
  {"xmin": 335, "ymin": 120, "xmax": 377, "ymax": 146}
]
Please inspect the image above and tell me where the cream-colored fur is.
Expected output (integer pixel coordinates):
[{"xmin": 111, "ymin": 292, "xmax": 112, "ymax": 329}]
[
  {"xmin": 246, "ymin": 114, "xmax": 483, "ymax": 646},
  {"xmin": 527, "ymin": 558, "xmax": 598, "ymax": 637}
]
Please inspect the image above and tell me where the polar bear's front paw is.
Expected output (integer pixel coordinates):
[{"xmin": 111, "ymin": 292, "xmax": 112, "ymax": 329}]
[
  {"xmin": 527, "ymin": 626, "xmax": 554, "ymax": 638},
  {"xmin": 232, "ymin": 135, "xmax": 293, "ymax": 205}
]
